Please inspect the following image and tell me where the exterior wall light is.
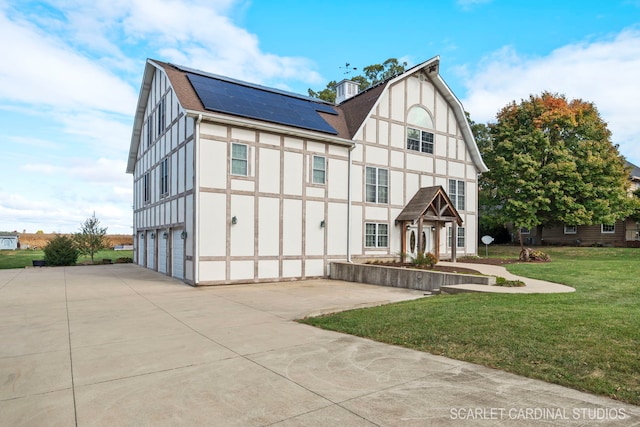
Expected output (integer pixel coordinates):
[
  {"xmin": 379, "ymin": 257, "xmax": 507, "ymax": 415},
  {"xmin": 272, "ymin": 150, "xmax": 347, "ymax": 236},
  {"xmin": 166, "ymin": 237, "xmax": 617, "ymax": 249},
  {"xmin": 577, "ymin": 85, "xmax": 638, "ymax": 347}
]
[
  {"xmin": 320, "ymin": 220, "xmax": 325, "ymax": 228},
  {"xmin": 232, "ymin": 216, "xmax": 238, "ymax": 225},
  {"xmin": 150, "ymin": 232, "xmax": 155, "ymax": 239},
  {"xmin": 162, "ymin": 232, "xmax": 168, "ymax": 239},
  {"xmin": 180, "ymin": 231, "xmax": 187, "ymax": 239}
]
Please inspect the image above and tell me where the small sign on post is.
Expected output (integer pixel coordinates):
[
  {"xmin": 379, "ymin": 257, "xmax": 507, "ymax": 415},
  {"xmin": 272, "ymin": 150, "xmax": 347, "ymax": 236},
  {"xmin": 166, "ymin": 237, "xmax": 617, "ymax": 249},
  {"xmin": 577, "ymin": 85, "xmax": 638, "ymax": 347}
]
[{"xmin": 481, "ymin": 235, "xmax": 494, "ymax": 258}]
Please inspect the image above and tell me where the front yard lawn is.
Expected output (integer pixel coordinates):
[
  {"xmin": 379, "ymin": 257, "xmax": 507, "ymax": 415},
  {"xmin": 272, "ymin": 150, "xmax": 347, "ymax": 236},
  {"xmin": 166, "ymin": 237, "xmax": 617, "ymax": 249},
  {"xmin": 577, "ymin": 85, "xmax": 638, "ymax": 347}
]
[
  {"xmin": 300, "ymin": 246, "xmax": 640, "ymax": 405},
  {"xmin": 0, "ymin": 249, "xmax": 133, "ymax": 269}
]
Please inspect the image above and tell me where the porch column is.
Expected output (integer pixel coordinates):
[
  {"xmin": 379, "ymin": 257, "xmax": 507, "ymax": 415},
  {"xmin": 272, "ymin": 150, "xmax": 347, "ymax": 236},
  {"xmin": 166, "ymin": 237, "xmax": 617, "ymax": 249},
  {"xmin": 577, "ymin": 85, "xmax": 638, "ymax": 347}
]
[
  {"xmin": 451, "ymin": 221, "xmax": 457, "ymax": 262},
  {"xmin": 417, "ymin": 216, "xmax": 424, "ymax": 258},
  {"xmin": 434, "ymin": 221, "xmax": 440, "ymax": 261},
  {"xmin": 400, "ymin": 221, "xmax": 407, "ymax": 262}
]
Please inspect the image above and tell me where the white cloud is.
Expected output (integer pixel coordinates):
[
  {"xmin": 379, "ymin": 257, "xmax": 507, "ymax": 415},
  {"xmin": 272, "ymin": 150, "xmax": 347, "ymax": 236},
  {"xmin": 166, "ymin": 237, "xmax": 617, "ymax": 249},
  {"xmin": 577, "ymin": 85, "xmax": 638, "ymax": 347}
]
[{"xmin": 460, "ymin": 28, "xmax": 640, "ymax": 163}]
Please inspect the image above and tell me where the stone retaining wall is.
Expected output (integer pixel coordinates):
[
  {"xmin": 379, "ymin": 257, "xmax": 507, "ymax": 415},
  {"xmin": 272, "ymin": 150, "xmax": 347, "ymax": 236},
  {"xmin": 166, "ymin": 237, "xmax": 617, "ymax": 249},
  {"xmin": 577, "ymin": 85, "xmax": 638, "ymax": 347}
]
[{"xmin": 330, "ymin": 262, "xmax": 495, "ymax": 292}]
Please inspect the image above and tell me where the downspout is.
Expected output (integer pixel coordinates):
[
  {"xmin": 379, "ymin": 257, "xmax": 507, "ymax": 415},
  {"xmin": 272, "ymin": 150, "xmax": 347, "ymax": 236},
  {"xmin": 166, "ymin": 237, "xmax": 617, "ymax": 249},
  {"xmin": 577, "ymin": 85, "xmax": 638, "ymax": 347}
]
[
  {"xmin": 194, "ymin": 114, "xmax": 203, "ymax": 285},
  {"xmin": 347, "ymin": 143, "xmax": 355, "ymax": 262}
]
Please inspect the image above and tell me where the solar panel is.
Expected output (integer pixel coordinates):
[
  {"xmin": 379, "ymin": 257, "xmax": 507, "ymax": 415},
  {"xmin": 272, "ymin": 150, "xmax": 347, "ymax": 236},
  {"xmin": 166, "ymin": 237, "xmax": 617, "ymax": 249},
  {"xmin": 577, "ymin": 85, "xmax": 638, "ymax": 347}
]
[{"xmin": 186, "ymin": 73, "xmax": 339, "ymax": 135}]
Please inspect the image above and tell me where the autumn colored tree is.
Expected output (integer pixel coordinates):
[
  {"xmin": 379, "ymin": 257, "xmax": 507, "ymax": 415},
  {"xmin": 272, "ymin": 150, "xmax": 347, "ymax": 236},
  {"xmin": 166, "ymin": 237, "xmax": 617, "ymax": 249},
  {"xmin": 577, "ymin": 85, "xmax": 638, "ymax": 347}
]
[
  {"xmin": 480, "ymin": 92, "xmax": 633, "ymax": 246},
  {"xmin": 308, "ymin": 58, "xmax": 407, "ymax": 102}
]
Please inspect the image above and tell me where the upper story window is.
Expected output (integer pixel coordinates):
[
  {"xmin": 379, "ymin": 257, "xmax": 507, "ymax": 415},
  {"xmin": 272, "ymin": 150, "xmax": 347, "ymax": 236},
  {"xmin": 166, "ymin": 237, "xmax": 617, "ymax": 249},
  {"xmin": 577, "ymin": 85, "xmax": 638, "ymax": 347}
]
[
  {"xmin": 146, "ymin": 119, "xmax": 152, "ymax": 147},
  {"xmin": 143, "ymin": 173, "xmax": 150, "ymax": 203},
  {"xmin": 601, "ymin": 224, "xmax": 615, "ymax": 234},
  {"xmin": 160, "ymin": 158, "xmax": 169, "ymax": 196},
  {"xmin": 157, "ymin": 96, "xmax": 166, "ymax": 137},
  {"xmin": 406, "ymin": 106, "xmax": 434, "ymax": 154},
  {"xmin": 231, "ymin": 143, "xmax": 248, "ymax": 176},
  {"xmin": 312, "ymin": 156, "xmax": 326, "ymax": 184},
  {"xmin": 448, "ymin": 179, "xmax": 465, "ymax": 211},
  {"xmin": 366, "ymin": 167, "xmax": 388, "ymax": 204}
]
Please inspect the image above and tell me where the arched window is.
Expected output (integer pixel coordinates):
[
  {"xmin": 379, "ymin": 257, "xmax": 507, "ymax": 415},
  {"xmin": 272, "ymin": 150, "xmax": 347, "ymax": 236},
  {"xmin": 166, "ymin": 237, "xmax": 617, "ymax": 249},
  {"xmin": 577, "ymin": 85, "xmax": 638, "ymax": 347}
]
[{"xmin": 406, "ymin": 106, "xmax": 435, "ymax": 154}]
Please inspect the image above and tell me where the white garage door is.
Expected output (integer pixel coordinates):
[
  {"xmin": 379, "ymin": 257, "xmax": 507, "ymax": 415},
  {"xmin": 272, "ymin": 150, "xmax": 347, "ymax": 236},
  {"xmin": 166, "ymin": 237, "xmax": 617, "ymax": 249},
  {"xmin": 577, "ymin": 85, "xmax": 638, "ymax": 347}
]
[
  {"xmin": 172, "ymin": 229, "xmax": 184, "ymax": 279},
  {"xmin": 158, "ymin": 231, "xmax": 167, "ymax": 274},
  {"xmin": 147, "ymin": 233, "xmax": 155, "ymax": 270},
  {"xmin": 138, "ymin": 233, "xmax": 145, "ymax": 266}
]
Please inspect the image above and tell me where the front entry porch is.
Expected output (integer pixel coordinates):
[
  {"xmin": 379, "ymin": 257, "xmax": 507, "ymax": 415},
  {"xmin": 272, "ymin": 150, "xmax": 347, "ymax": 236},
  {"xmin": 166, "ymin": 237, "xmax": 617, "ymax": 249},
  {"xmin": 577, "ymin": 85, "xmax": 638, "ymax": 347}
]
[{"xmin": 395, "ymin": 186, "xmax": 463, "ymax": 263}]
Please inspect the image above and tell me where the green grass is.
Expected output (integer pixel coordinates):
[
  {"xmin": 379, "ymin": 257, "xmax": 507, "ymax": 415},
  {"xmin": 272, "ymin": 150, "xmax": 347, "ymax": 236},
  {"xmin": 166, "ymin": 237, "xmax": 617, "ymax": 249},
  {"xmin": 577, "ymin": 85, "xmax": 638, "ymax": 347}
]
[
  {"xmin": 0, "ymin": 249, "xmax": 134, "ymax": 269},
  {"xmin": 301, "ymin": 246, "xmax": 640, "ymax": 405}
]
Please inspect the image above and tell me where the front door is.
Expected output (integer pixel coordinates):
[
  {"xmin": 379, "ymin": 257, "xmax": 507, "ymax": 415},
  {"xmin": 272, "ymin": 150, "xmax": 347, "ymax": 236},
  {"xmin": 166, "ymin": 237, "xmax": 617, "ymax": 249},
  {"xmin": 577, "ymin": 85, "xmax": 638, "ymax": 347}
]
[{"xmin": 406, "ymin": 226, "xmax": 432, "ymax": 259}]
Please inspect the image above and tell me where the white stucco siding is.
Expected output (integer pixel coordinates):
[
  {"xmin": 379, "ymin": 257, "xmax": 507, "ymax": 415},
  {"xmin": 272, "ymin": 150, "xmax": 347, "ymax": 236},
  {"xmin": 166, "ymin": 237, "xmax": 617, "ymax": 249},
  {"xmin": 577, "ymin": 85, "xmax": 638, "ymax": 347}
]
[
  {"xmin": 230, "ymin": 261, "xmax": 254, "ymax": 281},
  {"xmin": 327, "ymin": 158, "xmax": 348, "ymax": 200},
  {"xmin": 365, "ymin": 145, "xmax": 388, "ymax": 166},
  {"xmin": 406, "ymin": 173, "xmax": 420, "ymax": 201},
  {"xmin": 421, "ymin": 80, "xmax": 435, "ymax": 112},
  {"xmin": 435, "ymin": 92, "xmax": 448, "ymax": 132},
  {"xmin": 377, "ymin": 91, "xmax": 389, "ymax": 117},
  {"xmin": 327, "ymin": 202, "xmax": 348, "ymax": 255},
  {"xmin": 186, "ymin": 141, "xmax": 194, "ymax": 191},
  {"xmin": 230, "ymin": 195, "xmax": 255, "ymax": 257},
  {"xmin": 283, "ymin": 152, "xmax": 303, "ymax": 195},
  {"xmin": 259, "ymin": 148, "xmax": 281, "ymax": 194},
  {"xmin": 282, "ymin": 199, "xmax": 302, "ymax": 256},
  {"xmin": 351, "ymin": 164, "xmax": 363, "ymax": 203},
  {"xmin": 199, "ymin": 261, "xmax": 226, "ymax": 281},
  {"xmin": 448, "ymin": 161, "xmax": 465, "ymax": 179},
  {"xmin": 231, "ymin": 128, "xmax": 255, "ymax": 143},
  {"xmin": 364, "ymin": 121, "xmax": 377, "ymax": 143},
  {"xmin": 258, "ymin": 197, "xmax": 280, "ymax": 256},
  {"xmin": 378, "ymin": 121, "xmax": 389, "ymax": 146},
  {"xmin": 305, "ymin": 200, "xmax": 325, "ymax": 256},
  {"xmin": 259, "ymin": 132, "xmax": 280, "ymax": 147},
  {"xmin": 201, "ymin": 122, "xmax": 227, "ymax": 138},
  {"xmin": 282, "ymin": 260, "xmax": 301, "ymax": 278},
  {"xmin": 199, "ymin": 193, "xmax": 226, "ymax": 257},
  {"xmin": 390, "ymin": 170, "xmax": 404, "ymax": 206},
  {"xmin": 258, "ymin": 260, "xmax": 279, "ymax": 279},
  {"xmin": 390, "ymin": 83, "xmax": 405, "ymax": 122},
  {"xmin": 406, "ymin": 77, "xmax": 420, "ymax": 108},
  {"xmin": 390, "ymin": 123, "xmax": 404, "ymax": 149},
  {"xmin": 200, "ymin": 140, "xmax": 227, "ymax": 189}
]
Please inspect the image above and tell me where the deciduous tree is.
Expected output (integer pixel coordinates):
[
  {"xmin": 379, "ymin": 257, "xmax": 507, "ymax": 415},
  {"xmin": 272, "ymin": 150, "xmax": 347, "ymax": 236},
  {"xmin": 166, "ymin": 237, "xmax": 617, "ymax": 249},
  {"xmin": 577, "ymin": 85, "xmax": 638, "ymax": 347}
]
[
  {"xmin": 480, "ymin": 92, "xmax": 633, "ymax": 245},
  {"xmin": 308, "ymin": 58, "xmax": 407, "ymax": 102}
]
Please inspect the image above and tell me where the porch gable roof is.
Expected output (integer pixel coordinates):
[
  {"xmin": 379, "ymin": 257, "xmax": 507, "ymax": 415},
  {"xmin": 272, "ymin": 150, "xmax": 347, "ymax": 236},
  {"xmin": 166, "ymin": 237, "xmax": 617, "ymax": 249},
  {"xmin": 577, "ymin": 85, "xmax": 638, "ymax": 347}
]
[{"xmin": 395, "ymin": 186, "xmax": 463, "ymax": 226}]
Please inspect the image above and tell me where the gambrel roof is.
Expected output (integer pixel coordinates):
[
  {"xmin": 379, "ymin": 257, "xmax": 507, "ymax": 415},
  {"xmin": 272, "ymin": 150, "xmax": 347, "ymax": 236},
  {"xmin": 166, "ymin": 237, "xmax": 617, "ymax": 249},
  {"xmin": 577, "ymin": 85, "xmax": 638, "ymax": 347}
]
[{"xmin": 127, "ymin": 57, "xmax": 488, "ymax": 173}]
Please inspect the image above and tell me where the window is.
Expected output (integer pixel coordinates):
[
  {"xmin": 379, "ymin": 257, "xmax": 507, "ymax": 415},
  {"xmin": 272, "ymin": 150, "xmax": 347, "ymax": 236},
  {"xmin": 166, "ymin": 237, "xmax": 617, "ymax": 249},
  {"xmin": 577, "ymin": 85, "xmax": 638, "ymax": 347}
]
[
  {"xmin": 564, "ymin": 225, "xmax": 577, "ymax": 234},
  {"xmin": 448, "ymin": 227, "xmax": 465, "ymax": 248},
  {"xmin": 146, "ymin": 119, "xmax": 152, "ymax": 147},
  {"xmin": 143, "ymin": 173, "xmax": 150, "ymax": 203},
  {"xmin": 520, "ymin": 227, "xmax": 530, "ymax": 234},
  {"xmin": 365, "ymin": 167, "xmax": 388, "ymax": 203},
  {"xmin": 157, "ymin": 96, "xmax": 166, "ymax": 136},
  {"xmin": 365, "ymin": 223, "xmax": 388, "ymax": 248},
  {"xmin": 160, "ymin": 158, "xmax": 169, "ymax": 196},
  {"xmin": 312, "ymin": 156, "xmax": 326, "ymax": 184},
  {"xmin": 601, "ymin": 224, "xmax": 615, "ymax": 234},
  {"xmin": 231, "ymin": 143, "xmax": 248, "ymax": 176},
  {"xmin": 407, "ymin": 127, "xmax": 434, "ymax": 154},
  {"xmin": 448, "ymin": 179, "xmax": 465, "ymax": 211}
]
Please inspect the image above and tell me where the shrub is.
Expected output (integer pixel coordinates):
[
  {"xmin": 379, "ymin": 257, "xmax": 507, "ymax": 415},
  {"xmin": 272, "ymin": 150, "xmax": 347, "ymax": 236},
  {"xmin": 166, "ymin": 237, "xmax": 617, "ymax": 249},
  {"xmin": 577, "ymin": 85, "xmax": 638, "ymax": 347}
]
[
  {"xmin": 43, "ymin": 235, "xmax": 79, "ymax": 266},
  {"xmin": 495, "ymin": 276, "xmax": 526, "ymax": 287},
  {"xmin": 519, "ymin": 247, "xmax": 551, "ymax": 262},
  {"xmin": 411, "ymin": 252, "xmax": 438, "ymax": 268},
  {"xmin": 115, "ymin": 257, "xmax": 133, "ymax": 264}
]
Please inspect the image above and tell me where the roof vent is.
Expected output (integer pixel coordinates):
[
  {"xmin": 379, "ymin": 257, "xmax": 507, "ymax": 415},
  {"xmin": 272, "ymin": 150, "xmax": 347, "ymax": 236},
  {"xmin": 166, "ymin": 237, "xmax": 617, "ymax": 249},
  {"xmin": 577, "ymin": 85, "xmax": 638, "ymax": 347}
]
[{"xmin": 335, "ymin": 79, "xmax": 360, "ymax": 104}]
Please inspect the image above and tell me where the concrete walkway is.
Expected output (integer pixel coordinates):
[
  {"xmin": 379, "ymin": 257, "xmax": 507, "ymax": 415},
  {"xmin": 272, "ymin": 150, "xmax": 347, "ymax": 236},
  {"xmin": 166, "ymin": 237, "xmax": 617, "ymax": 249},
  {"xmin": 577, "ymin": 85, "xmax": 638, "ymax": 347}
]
[
  {"xmin": 438, "ymin": 261, "xmax": 576, "ymax": 293},
  {"xmin": 1, "ymin": 265, "xmax": 636, "ymax": 426}
]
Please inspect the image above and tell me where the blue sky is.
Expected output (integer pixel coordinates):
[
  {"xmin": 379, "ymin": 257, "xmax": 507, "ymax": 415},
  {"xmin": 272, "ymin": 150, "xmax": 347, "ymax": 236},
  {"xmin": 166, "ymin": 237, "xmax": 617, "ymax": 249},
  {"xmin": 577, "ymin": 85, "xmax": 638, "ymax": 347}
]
[{"xmin": 1, "ymin": 0, "xmax": 639, "ymax": 234}]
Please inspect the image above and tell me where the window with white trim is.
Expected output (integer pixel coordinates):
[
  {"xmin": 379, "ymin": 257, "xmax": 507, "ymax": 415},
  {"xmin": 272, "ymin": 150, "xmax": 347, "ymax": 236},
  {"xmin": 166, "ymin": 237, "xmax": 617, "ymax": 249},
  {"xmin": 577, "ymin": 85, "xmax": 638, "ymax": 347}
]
[
  {"xmin": 146, "ymin": 119, "xmax": 152, "ymax": 147},
  {"xmin": 157, "ymin": 96, "xmax": 166, "ymax": 136},
  {"xmin": 143, "ymin": 173, "xmax": 150, "ymax": 203},
  {"xmin": 601, "ymin": 224, "xmax": 615, "ymax": 234},
  {"xmin": 447, "ymin": 226, "xmax": 465, "ymax": 248},
  {"xmin": 365, "ymin": 167, "xmax": 388, "ymax": 203},
  {"xmin": 564, "ymin": 225, "xmax": 577, "ymax": 234},
  {"xmin": 160, "ymin": 158, "xmax": 169, "ymax": 196},
  {"xmin": 365, "ymin": 223, "xmax": 388, "ymax": 248},
  {"xmin": 231, "ymin": 143, "xmax": 248, "ymax": 176},
  {"xmin": 407, "ymin": 128, "xmax": 434, "ymax": 154},
  {"xmin": 448, "ymin": 179, "xmax": 465, "ymax": 211},
  {"xmin": 312, "ymin": 156, "xmax": 326, "ymax": 184}
]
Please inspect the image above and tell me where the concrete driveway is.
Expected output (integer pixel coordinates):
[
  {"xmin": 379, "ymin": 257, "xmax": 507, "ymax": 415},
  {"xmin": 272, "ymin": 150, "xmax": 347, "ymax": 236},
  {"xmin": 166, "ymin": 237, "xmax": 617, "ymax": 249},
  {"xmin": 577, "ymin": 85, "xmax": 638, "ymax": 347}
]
[{"xmin": 1, "ymin": 265, "xmax": 638, "ymax": 426}]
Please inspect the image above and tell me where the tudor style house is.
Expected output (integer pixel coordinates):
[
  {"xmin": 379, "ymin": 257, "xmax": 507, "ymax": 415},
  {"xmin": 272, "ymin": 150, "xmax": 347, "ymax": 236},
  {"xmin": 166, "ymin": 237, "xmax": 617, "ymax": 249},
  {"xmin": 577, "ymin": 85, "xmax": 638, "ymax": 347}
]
[{"xmin": 126, "ymin": 57, "xmax": 488, "ymax": 285}]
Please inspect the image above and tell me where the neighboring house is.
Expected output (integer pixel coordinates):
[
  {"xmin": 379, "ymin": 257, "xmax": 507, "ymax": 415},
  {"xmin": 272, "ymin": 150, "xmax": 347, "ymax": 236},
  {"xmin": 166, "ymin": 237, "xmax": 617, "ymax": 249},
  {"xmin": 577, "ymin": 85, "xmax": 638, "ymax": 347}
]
[
  {"xmin": 0, "ymin": 233, "xmax": 19, "ymax": 250},
  {"xmin": 517, "ymin": 161, "xmax": 640, "ymax": 247},
  {"xmin": 126, "ymin": 57, "xmax": 488, "ymax": 285}
]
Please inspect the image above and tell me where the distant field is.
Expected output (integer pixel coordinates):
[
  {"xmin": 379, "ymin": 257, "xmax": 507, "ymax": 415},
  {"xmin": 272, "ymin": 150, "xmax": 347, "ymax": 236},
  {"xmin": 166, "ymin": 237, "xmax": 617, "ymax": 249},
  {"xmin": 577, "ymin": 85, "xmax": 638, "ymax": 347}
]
[
  {"xmin": 16, "ymin": 233, "xmax": 133, "ymax": 250},
  {"xmin": 0, "ymin": 249, "xmax": 134, "ymax": 269}
]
